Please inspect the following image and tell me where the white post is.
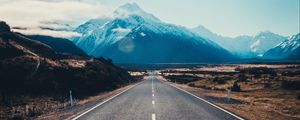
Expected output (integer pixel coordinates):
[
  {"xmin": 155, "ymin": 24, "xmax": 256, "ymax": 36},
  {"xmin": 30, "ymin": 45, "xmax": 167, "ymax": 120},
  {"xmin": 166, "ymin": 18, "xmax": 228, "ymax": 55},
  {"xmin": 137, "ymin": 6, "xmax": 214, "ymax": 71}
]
[
  {"xmin": 227, "ymin": 89, "xmax": 231, "ymax": 101},
  {"xmin": 25, "ymin": 105, "xmax": 29, "ymax": 115},
  {"xmin": 69, "ymin": 90, "xmax": 74, "ymax": 107}
]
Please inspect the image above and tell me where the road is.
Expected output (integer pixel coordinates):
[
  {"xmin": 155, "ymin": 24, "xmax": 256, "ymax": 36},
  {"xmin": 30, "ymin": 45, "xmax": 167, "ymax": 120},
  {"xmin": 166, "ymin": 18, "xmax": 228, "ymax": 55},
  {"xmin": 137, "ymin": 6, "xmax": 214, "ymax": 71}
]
[{"xmin": 74, "ymin": 75, "xmax": 243, "ymax": 120}]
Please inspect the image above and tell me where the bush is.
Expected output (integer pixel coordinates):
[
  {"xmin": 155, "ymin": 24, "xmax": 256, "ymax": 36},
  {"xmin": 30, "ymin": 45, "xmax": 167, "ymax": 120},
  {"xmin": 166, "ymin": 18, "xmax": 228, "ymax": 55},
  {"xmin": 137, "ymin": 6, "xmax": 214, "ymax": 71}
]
[
  {"xmin": 282, "ymin": 71, "xmax": 300, "ymax": 77},
  {"xmin": 231, "ymin": 81, "xmax": 241, "ymax": 92},
  {"xmin": 212, "ymin": 77, "xmax": 227, "ymax": 84},
  {"xmin": 237, "ymin": 67, "xmax": 276, "ymax": 75},
  {"xmin": 187, "ymin": 83, "xmax": 196, "ymax": 87},
  {"xmin": 165, "ymin": 75, "xmax": 201, "ymax": 84},
  {"xmin": 238, "ymin": 74, "xmax": 247, "ymax": 82},
  {"xmin": 281, "ymin": 80, "xmax": 300, "ymax": 90}
]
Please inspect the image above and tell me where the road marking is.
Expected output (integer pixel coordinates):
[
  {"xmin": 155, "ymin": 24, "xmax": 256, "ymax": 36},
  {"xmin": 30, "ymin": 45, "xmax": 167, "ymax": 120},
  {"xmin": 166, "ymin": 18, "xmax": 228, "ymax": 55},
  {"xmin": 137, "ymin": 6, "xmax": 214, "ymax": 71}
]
[
  {"xmin": 152, "ymin": 100, "xmax": 155, "ymax": 105},
  {"xmin": 152, "ymin": 94, "xmax": 154, "ymax": 97},
  {"xmin": 151, "ymin": 78, "xmax": 154, "ymax": 90},
  {"xmin": 168, "ymin": 82, "xmax": 244, "ymax": 120},
  {"xmin": 72, "ymin": 80, "xmax": 146, "ymax": 120},
  {"xmin": 152, "ymin": 113, "xmax": 156, "ymax": 120}
]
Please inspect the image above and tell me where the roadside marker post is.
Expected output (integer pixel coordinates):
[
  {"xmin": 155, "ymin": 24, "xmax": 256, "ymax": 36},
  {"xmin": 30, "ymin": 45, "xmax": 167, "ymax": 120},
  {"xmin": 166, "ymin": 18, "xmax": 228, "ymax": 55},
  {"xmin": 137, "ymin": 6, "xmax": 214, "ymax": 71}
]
[
  {"xmin": 70, "ymin": 90, "xmax": 74, "ymax": 107},
  {"xmin": 227, "ymin": 89, "xmax": 231, "ymax": 101}
]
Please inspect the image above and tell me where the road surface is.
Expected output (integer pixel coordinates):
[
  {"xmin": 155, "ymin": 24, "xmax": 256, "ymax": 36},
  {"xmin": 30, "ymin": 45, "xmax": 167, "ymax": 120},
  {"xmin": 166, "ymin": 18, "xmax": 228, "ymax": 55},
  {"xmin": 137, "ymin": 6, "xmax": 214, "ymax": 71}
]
[{"xmin": 74, "ymin": 75, "xmax": 243, "ymax": 120}]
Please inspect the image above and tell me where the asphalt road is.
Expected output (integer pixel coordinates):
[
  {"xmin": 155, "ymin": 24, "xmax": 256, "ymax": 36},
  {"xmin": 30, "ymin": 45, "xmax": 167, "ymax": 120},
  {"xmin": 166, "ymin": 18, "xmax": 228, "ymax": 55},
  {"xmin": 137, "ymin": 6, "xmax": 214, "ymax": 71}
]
[{"xmin": 74, "ymin": 75, "xmax": 243, "ymax": 120}]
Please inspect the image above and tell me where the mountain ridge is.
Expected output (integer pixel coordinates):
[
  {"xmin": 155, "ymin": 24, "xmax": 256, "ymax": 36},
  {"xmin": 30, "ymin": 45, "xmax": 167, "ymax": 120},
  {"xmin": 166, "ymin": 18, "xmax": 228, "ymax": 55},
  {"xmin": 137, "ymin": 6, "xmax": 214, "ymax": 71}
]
[
  {"xmin": 26, "ymin": 35, "xmax": 88, "ymax": 56},
  {"xmin": 191, "ymin": 25, "xmax": 288, "ymax": 58},
  {"xmin": 71, "ymin": 3, "xmax": 236, "ymax": 64},
  {"xmin": 264, "ymin": 33, "xmax": 300, "ymax": 59}
]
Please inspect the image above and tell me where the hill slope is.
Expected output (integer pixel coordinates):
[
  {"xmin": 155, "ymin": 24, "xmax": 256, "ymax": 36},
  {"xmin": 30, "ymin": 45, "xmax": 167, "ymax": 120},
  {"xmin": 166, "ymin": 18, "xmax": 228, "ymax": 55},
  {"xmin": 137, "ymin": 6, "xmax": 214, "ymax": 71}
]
[
  {"xmin": 0, "ymin": 21, "xmax": 132, "ymax": 97},
  {"xmin": 27, "ymin": 35, "xmax": 87, "ymax": 56}
]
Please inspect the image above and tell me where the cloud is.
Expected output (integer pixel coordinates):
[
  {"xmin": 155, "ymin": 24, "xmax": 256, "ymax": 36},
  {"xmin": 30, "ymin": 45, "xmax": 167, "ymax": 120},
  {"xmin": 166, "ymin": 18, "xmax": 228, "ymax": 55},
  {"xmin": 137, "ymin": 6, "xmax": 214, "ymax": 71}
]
[
  {"xmin": 13, "ymin": 28, "xmax": 82, "ymax": 38},
  {"xmin": 0, "ymin": 0, "xmax": 111, "ymax": 38}
]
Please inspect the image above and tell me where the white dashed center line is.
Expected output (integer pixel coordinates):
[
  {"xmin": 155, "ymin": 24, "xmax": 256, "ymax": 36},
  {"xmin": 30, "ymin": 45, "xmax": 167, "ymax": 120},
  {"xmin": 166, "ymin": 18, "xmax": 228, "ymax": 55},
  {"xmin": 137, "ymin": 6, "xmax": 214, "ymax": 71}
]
[
  {"xmin": 151, "ymin": 76, "xmax": 156, "ymax": 120},
  {"xmin": 152, "ymin": 113, "xmax": 156, "ymax": 120}
]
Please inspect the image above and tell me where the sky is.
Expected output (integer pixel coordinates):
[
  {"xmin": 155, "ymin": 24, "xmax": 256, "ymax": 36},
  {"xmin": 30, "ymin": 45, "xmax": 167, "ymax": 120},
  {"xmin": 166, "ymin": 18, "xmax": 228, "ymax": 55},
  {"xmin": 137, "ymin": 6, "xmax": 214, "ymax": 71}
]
[{"xmin": 0, "ymin": 0, "xmax": 299, "ymax": 38}]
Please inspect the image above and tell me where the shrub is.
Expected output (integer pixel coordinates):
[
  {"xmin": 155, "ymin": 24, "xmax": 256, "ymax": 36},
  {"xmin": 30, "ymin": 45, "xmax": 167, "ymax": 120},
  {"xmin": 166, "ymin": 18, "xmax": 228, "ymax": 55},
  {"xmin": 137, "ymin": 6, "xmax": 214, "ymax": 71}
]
[
  {"xmin": 238, "ymin": 74, "xmax": 247, "ymax": 82},
  {"xmin": 212, "ymin": 77, "xmax": 227, "ymax": 84},
  {"xmin": 238, "ymin": 67, "xmax": 276, "ymax": 75},
  {"xmin": 281, "ymin": 80, "xmax": 300, "ymax": 90},
  {"xmin": 254, "ymin": 74, "xmax": 261, "ymax": 79},
  {"xmin": 165, "ymin": 75, "xmax": 201, "ymax": 84},
  {"xmin": 187, "ymin": 83, "xmax": 196, "ymax": 87},
  {"xmin": 231, "ymin": 81, "xmax": 241, "ymax": 92},
  {"xmin": 282, "ymin": 71, "xmax": 300, "ymax": 77}
]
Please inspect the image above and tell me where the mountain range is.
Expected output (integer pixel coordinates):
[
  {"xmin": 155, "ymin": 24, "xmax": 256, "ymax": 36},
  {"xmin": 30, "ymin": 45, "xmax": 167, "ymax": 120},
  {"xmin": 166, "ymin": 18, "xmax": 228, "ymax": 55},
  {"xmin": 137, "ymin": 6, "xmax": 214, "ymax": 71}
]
[
  {"xmin": 71, "ymin": 3, "xmax": 235, "ymax": 64},
  {"xmin": 191, "ymin": 25, "xmax": 288, "ymax": 58},
  {"xmin": 3, "ymin": 3, "xmax": 298, "ymax": 64}
]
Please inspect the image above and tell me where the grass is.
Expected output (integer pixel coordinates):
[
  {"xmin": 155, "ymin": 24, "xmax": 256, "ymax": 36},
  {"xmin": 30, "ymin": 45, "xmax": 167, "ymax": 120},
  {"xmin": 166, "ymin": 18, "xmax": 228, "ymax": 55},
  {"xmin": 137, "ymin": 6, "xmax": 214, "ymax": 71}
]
[{"xmin": 162, "ymin": 64, "xmax": 300, "ymax": 120}]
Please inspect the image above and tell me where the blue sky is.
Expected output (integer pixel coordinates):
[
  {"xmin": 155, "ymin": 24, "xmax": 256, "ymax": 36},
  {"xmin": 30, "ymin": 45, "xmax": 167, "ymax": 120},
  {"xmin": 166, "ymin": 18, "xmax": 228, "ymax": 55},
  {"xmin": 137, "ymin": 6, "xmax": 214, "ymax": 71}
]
[{"xmin": 0, "ymin": 0, "xmax": 299, "ymax": 37}]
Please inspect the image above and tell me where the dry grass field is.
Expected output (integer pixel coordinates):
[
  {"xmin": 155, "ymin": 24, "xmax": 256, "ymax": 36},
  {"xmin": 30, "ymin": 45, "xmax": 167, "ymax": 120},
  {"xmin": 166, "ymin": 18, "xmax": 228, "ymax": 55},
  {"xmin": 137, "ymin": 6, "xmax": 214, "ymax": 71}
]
[
  {"xmin": 0, "ymin": 74, "xmax": 146, "ymax": 120},
  {"xmin": 161, "ymin": 64, "xmax": 300, "ymax": 120}
]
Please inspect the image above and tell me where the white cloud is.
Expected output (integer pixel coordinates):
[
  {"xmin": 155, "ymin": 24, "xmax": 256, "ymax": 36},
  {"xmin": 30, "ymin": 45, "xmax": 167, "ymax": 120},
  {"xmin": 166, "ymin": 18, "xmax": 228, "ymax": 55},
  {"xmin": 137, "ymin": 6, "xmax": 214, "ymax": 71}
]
[
  {"xmin": 13, "ymin": 28, "xmax": 82, "ymax": 38},
  {"xmin": 0, "ymin": 0, "xmax": 111, "ymax": 38}
]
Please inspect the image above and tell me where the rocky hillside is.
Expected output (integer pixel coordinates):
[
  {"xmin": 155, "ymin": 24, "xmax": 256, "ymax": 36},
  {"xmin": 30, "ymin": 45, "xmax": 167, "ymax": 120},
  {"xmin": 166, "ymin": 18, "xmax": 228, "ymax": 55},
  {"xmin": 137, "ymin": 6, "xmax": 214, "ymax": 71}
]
[
  {"xmin": 0, "ymin": 21, "xmax": 132, "ymax": 98},
  {"xmin": 27, "ymin": 35, "xmax": 88, "ymax": 57}
]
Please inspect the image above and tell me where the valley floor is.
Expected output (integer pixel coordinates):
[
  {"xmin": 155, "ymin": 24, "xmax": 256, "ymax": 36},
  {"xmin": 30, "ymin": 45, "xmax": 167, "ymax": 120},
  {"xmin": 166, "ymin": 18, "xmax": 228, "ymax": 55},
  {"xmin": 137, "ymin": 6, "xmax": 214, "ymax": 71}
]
[{"xmin": 160, "ymin": 64, "xmax": 300, "ymax": 120}]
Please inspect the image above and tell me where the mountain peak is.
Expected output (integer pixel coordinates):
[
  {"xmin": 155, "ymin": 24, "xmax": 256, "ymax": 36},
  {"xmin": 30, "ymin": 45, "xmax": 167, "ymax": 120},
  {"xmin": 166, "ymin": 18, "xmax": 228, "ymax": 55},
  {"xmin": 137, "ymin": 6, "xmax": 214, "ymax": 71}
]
[
  {"xmin": 113, "ymin": 3, "xmax": 160, "ymax": 22},
  {"xmin": 256, "ymin": 30, "xmax": 276, "ymax": 37},
  {"xmin": 193, "ymin": 25, "xmax": 213, "ymax": 34},
  {"xmin": 114, "ymin": 2, "xmax": 144, "ymax": 15},
  {"xmin": 118, "ymin": 2, "xmax": 142, "ymax": 12}
]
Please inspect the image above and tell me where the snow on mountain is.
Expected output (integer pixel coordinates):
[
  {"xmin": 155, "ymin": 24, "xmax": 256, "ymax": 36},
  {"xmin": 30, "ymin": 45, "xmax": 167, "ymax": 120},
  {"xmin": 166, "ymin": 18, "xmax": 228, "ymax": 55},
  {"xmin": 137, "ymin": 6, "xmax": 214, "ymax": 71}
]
[
  {"xmin": 113, "ymin": 3, "xmax": 160, "ymax": 22},
  {"xmin": 264, "ymin": 33, "xmax": 300, "ymax": 59},
  {"xmin": 250, "ymin": 31, "xmax": 287, "ymax": 55},
  {"xmin": 71, "ymin": 3, "xmax": 235, "ymax": 63},
  {"xmin": 191, "ymin": 26, "xmax": 287, "ymax": 58},
  {"xmin": 278, "ymin": 34, "xmax": 300, "ymax": 51}
]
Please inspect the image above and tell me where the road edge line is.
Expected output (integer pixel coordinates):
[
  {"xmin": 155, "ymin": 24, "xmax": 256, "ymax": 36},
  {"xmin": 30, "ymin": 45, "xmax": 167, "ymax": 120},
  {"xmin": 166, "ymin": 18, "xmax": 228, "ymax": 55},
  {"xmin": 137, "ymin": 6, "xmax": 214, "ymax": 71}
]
[
  {"xmin": 167, "ymin": 82, "xmax": 245, "ymax": 120},
  {"xmin": 72, "ymin": 80, "xmax": 145, "ymax": 120}
]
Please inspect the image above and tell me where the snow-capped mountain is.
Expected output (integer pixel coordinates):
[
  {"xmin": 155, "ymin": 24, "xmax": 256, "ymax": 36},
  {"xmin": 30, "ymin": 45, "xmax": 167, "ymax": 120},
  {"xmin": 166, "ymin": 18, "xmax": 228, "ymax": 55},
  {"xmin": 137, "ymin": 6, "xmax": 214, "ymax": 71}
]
[
  {"xmin": 71, "ymin": 3, "xmax": 235, "ymax": 63},
  {"xmin": 191, "ymin": 26, "xmax": 287, "ymax": 58},
  {"xmin": 264, "ymin": 33, "xmax": 300, "ymax": 59},
  {"xmin": 250, "ymin": 31, "xmax": 287, "ymax": 56}
]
